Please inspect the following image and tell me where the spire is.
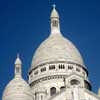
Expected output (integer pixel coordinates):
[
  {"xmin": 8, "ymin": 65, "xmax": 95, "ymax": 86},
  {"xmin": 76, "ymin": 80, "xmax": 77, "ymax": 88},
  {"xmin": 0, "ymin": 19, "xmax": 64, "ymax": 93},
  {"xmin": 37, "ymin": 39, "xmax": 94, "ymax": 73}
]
[
  {"xmin": 50, "ymin": 4, "xmax": 61, "ymax": 35},
  {"xmin": 15, "ymin": 54, "xmax": 22, "ymax": 77},
  {"xmin": 15, "ymin": 54, "xmax": 22, "ymax": 65},
  {"xmin": 53, "ymin": 4, "xmax": 56, "ymax": 8},
  {"xmin": 51, "ymin": 4, "xmax": 59, "ymax": 18}
]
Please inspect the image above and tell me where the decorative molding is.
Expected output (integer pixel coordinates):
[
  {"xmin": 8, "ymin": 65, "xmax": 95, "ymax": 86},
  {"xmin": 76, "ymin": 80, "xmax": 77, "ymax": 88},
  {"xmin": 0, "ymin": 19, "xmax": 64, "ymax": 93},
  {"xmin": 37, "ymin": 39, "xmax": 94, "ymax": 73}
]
[
  {"xmin": 29, "ymin": 73, "xmax": 87, "ymax": 87},
  {"xmin": 29, "ymin": 61, "xmax": 88, "ymax": 76}
]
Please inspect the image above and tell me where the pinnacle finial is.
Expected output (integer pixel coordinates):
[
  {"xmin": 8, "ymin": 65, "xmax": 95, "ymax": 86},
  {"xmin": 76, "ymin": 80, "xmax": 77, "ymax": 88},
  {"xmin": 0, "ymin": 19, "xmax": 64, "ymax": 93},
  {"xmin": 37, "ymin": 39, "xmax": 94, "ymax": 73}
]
[
  {"xmin": 50, "ymin": 4, "xmax": 61, "ymax": 35},
  {"xmin": 15, "ymin": 53, "xmax": 22, "ymax": 65},
  {"xmin": 51, "ymin": 4, "xmax": 59, "ymax": 18},
  {"xmin": 53, "ymin": 4, "xmax": 56, "ymax": 9},
  {"xmin": 17, "ymin": 53, "xmax": 19, "ymax": 58}
]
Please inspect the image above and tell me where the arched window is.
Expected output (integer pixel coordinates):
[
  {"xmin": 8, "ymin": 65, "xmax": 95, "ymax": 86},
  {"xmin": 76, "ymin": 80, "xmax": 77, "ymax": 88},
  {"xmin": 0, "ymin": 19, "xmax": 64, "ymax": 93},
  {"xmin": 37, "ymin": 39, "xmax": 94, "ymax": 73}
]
[
  {"xmin": 52, "ymin": 20, "xmax": 58, "ymax": 27},
  {"xmin": 68, "ymin": 65, "xmax": 73, "ymax": 70},
  {"xmin": 59, "ymin": 64, "xmax": 65, "ymax": 69},
  {"xmin": 41, "ymin": 67, "xmax": 46, "ymax": 72},
  {"xmin": 70, "ymin": 79, "xmax": 80, "ymax": 85},
  {"xmin": 84, "ymin": 80, "xmax": 92, "ymax": 90},
  {"xmin": 49, "ymin": 65, "xmax": 55, "ymax": 70},
  {"xmin": 50, "ymin": 87, "xmax": 56, "ymax": 96},
  {"xmin": 16, "ymin": 67, "xmax": 20, "ymax": 73},
  {"xmin": 60, "ymin": 86, "xmax": 65, "ymax": 91},
  {"xmin": 34, "ymin": 70, "xmax": 38, "ymax": 75}
]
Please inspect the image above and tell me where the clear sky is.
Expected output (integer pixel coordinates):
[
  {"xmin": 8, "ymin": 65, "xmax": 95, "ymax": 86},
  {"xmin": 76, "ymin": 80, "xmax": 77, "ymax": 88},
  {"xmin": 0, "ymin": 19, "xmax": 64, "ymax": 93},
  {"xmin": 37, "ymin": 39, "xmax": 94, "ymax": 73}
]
[{"xmin": 0, "ymin": 0, "xmax": 100, "ymax": 99}]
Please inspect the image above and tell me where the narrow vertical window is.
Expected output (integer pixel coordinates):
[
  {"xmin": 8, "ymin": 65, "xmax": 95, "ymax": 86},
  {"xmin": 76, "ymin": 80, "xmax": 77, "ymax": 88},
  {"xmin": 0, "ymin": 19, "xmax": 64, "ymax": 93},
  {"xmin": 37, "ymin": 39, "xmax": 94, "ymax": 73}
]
[
  {"xmin": 16, "ymin": 67, "xmax": 20, "ymax": 73},
  {"xmin": 41, "ymin": 95, "xmax": 43, "ymax": 100},
  {"xmin": 52, "ymin": 20, "xmax": 58, "ymax": 27},
  {"xmin": 50, "ymin": 87, "xmax": 56, "ymax": 96}
]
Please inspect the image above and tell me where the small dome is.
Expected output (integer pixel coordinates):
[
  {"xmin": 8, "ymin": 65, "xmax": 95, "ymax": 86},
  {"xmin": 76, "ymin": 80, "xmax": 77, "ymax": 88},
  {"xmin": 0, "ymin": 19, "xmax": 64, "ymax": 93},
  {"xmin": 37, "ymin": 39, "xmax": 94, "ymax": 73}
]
[
  {"xmin": 31, "ymin": 33, "xmax": 84, "ymax": 69},
  {"xmin": 2, "ymin": 77, "xmax": 33, "ymax": 100}
]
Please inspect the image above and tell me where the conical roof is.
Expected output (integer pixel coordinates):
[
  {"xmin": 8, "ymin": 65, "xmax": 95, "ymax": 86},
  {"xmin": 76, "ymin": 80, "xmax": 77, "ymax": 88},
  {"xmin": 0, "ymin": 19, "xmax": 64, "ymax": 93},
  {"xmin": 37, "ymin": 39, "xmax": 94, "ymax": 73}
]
[
  {"xmin": 15, "ymin": 54, "xmax": 22, "ymax": 65},
  {"xmin": 51, "ymin": 4, "xmax": 59, "ymax": 18}
]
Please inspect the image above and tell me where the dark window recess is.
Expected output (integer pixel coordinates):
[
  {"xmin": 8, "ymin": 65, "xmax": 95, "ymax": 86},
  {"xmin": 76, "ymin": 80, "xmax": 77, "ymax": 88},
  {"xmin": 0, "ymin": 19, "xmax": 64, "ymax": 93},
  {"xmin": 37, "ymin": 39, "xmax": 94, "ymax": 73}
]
[
  {"xmin": 68, "ymin": 65, "xmax": 73, "ymax": 70},
  {"xmin": 41, "ymin": 95, "xmax": 43, "ymax": 100},
  {"xmin": 41, "ymin": 67, "xmax": 46, "ymax": 72},
  {"xmin": 34, "ymin": 71, "xmax": 38, "ymax": 75},
  {"xmin": 59, "ymin": 64, "xmax": 65, "ymax": 69},
  {"xmin": 82, "ymin": 72, "xmax": 85, "ymax": 75},
  {"xmin": 76, "ymin": 68, "xmax": 80, "ymax": 72},
  {"xmin": 49, "ymin": 65, "xmax": 55, "ymax": 70},
  {"xmin": 52, "ymin": 20, "xmax": 58, "ymax": 27},
  {"xmin": 29, "ymin": 70, "xmax": 32, "ymax": 75},
  {"xmin": 60, "ymin": 86, "xmax": 65, "ymax": 91},
  {"xmin": 70, "ymin": 79, "xmax": 80, "ymax": 85},
  {"xmin": 50, "ymin": 87, "xmax": 56, "ymax": 96},
  {"xmin": 16, "ymin": 67, "xmax": 20, "ymax": 73},
  {"xmin": 84, "ymin": 80, "xmax": 92, "ymax": 90}
]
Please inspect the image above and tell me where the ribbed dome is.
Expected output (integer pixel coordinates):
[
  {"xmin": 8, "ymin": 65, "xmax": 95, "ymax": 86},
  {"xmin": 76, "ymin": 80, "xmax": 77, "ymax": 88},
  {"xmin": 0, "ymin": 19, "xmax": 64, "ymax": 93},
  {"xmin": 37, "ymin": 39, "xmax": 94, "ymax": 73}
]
[
  {"xmin": 31, "ymin": 33, "xmax": 84, "ymax": 69},
  {"xmin": 2, "ymin": 77, "xmax": 33, "ymax": 100}
]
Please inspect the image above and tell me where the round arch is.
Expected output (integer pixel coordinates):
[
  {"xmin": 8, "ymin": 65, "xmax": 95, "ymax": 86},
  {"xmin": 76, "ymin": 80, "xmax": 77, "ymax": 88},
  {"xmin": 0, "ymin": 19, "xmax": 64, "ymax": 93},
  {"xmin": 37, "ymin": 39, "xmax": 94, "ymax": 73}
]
[{"xmin": 50, "ymin": 87, "xmax": 56, "ymax": 96}]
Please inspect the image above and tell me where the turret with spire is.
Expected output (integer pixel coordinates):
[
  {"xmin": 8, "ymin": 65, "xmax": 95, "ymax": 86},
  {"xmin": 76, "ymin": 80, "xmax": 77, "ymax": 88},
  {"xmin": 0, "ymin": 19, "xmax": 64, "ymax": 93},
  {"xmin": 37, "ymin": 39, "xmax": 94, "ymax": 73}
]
[
  {"xmin": 15, "ymin": 54, "xmax": 22, "ymax": 77},
  {"xmin": 50, "ymin": 4, "xmax": 61, "ymax": 35},
  {"xmin": 2, "ymin": 54, "xmax": 33, "ymax": 100}
]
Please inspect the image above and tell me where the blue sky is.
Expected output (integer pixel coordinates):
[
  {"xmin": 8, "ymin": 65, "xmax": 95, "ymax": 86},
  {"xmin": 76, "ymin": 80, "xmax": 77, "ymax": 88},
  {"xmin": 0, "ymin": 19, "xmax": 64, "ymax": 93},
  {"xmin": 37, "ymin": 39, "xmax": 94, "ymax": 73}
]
[{"xmin": 0, "ymin": 0, "xmax": 100, "ymax": 99}]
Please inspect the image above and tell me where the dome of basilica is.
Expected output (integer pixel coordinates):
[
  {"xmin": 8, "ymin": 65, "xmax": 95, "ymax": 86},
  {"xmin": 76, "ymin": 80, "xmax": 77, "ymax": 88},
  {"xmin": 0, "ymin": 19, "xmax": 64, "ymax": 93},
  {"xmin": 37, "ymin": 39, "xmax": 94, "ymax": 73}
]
[
  {"xmin": 31, "ymin": 6, "xmax": 84, "ymax": 69},
  {"xmin": 31, "ymin": 33, "xmax": 84, "ymax": 69}
]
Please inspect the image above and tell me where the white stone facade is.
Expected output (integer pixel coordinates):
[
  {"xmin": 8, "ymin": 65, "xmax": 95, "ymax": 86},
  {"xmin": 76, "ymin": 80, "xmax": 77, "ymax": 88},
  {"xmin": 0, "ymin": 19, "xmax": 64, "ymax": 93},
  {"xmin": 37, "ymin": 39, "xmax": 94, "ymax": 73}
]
[{"xmin": 2, "ymin": 6, "xmax": 100, "ymax": 100}]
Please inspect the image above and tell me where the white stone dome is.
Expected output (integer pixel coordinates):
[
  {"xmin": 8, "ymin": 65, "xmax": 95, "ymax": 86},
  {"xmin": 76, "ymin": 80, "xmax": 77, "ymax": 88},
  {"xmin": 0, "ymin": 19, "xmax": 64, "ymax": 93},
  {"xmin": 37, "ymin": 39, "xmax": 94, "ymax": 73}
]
[
  {"xmin": 30, "ymin": 6, "xmax": 84, "ymax": 70},
  {"xmin": 2, "ymin": 77, "xmax": 33, "ymax": 100},
  {"xmin": 31, "ymin": 33, "xmax": 84, "ymax": 69}
]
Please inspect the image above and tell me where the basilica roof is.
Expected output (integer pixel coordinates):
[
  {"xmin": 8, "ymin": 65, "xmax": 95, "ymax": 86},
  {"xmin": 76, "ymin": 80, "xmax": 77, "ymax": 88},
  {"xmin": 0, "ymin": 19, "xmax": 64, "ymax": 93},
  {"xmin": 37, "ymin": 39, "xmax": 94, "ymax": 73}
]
[
  {"xmin": 31, "ymin": 6, "xmax": 84, "ymax": 69},
  {"xmin": 31, "ymin": 32, "xmax": 84, "ymax": 69}
]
